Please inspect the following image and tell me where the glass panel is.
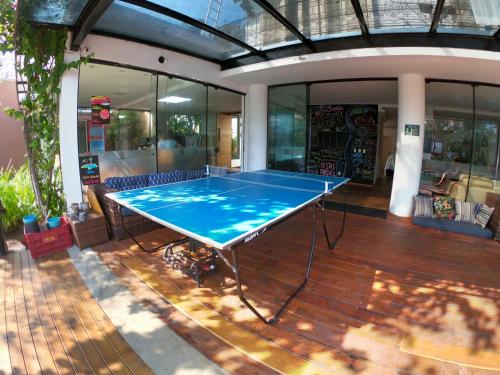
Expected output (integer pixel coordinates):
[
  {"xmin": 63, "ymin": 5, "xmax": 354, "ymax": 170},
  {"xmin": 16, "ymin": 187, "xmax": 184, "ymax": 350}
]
[
  {"xmin": 78, "ymin": 63, "xmax": 157, "ymax": 180},
  {"xmin": 157, "ymin": 76, "xmax": 207, "ymax": 171},
  {"xmin": 437, "ymin": 0, "xmax": 500, "ymax": 36},
  {"xmin": 207, "ymin": 87, "xmax": 243, "ymax": 168},
  {"xmin": 469, "ymin": 86, "xmax": 500, "ymax": 203},
  {"xmin": 267, "ymin": 0, "xmax": 362, "ymax": 40},
  {"xmin": 95, "ymin": 1, "xmax": 247, "ymax": 60},
  {"xmin": 149, "ymin": 0, "xmax": 300, "ymax": 50},
  {"xmin": 20, "ymin": 0, "xmax": 88, "ymax": 25},
  {"xmin": 268, "ymin": 84, "xmax": 307, "ymax": 172},
  {"xmin": 361, "ymin": 0, "xmax": 437, "ymax": 33},
  {"xmin": 422, "ymin": 82, "xmax": 473, "ymax": 202}
]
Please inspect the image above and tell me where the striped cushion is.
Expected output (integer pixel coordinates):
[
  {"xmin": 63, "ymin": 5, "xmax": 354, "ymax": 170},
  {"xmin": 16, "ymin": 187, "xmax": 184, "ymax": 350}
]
[
  {"xmin": 413, "ymin": 195, "xmax": 433, "ymax": 217},
  {"xmin": 455, "ymin": 200, "xmax": 477, "ymax": 224},
  {"xmin": 475, "ymin": 204, "xmax": 494, "ymax": 229}
]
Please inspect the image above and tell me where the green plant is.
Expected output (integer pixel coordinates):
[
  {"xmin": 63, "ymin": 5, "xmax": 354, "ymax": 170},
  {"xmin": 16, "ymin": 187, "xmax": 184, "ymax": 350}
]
[
  {"xmin": 0, "ymin": 163, "xmax": 38, "ymax": 231},
  {"xmin": 1, "ymin": 1, "xmax": 87, "ymax": 221}
]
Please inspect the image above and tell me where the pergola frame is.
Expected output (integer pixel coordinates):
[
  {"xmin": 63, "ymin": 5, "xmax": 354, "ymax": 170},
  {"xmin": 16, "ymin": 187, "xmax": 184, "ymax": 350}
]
[{"xmin": 23, "ymin": 0, "xmax": 500, "ymax": 68}]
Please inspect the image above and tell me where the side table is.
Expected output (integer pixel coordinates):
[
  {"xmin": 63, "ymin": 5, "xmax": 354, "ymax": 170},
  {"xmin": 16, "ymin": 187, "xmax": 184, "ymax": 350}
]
[{"xmin": 64, "ymin": 211, "xmax": 109, "ymax": 249}]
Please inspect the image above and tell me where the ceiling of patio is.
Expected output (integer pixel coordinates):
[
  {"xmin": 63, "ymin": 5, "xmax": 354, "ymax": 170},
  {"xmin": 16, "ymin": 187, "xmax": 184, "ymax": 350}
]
[{"xmin": 21, "ymin": 0, "xmax": 500, "ymax": 69}]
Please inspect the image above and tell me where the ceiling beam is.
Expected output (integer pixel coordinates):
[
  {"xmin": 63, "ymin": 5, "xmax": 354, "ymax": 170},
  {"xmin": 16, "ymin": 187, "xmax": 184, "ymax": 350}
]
[
  {"xmin": 71, "ymin": 0, "xmax": 113, "ymax": 51},
  {"xmin": 252, "ymin": 0, "xmax": 317, "ymax": 52},
  {"xmin": 429, "ymin": 0, "xmax": 445, "ymax": 33},
  {"xmin": 350, "ymin": 0, "xmax": 369, "ymax": 36},
  {"xmin": 120, "ymin": 0, "xmax": 267, "ymax": 59}
]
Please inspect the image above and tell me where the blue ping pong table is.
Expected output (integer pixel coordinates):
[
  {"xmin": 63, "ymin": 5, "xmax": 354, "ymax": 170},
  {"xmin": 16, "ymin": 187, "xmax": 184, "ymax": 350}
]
[{"xmin": 107, "ymin": 169, "xmax": 349, "ymax": 324}]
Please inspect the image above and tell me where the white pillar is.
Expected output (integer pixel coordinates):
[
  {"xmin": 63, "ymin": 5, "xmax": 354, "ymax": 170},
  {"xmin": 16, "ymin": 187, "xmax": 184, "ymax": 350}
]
[
  {"xmin": 243, "ymin": 84, "xmax": 267, "ymax": 171},
  {"xmin": 59, "ymin": 51, "xmax": 82, "ymax": 208},
  {"xmin": 389, "ymin": 74, "xmax": 426, "ymax": 217}
]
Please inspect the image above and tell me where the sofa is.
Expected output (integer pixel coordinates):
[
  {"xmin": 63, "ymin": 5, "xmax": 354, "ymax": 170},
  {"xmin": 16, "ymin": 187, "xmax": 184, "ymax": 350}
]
[
  {"xmin": 447, "ymin": 174, "xmax": 499, "ymax": 203},
  {"xmin": 412, "ymin": 216, "xmax": 494, "ymax": 239},
  {"xmin": 90, "ymin": 169, "xmax": 206, "ymax": 240},
  {"xmin": 411, "ymin": 194, "xmax": 496, "ymax": 240}
]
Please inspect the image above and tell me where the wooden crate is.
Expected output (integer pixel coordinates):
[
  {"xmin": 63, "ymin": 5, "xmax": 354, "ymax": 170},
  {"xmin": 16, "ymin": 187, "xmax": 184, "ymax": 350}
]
[{"xmin": 64, "ymin": 211, "xmax": 109, "ymax": 249}]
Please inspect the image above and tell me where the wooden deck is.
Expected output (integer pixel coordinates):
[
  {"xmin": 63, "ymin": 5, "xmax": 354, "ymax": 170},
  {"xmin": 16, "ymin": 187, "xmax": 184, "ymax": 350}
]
[
  {"xmin": 0, "ymin": 248, "xmax": 153, "ymax": 375},
  {"xmin": 93, "ymin": 209, "xmax": 500, "ymax": 375}
]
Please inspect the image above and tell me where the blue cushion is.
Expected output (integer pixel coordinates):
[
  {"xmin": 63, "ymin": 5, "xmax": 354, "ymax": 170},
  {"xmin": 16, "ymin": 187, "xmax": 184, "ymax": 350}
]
[
  {"xmin": 148, "ymin": 170, "xmax": 186, "ymax": 186},
  {"xmin": 412, "ymin": 216, "xmax": 494, "ymax": 239},
  {"xmin": 104, "ymin": 177, "xmax": 123, "ymax": 190},
  {"xmin": 119, "ymin": 175, "xmax": 148, "ymax": 189},
  {"xmin": 105, "ymin": 175, "xmax": 148, "ymax": 190},
  {"xmin": 185, "ymin": 169, "xmax": 206, "ymax": 180}
]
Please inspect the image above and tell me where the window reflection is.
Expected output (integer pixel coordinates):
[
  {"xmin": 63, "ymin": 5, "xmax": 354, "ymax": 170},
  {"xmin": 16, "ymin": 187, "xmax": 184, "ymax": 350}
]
[
  {"xmin": 422, "ymin": 82, "xmax": 500, "ymax": 204},
  {"xmin": 268, "ymin": 85, "xmax": 307, "ymax": 172}
]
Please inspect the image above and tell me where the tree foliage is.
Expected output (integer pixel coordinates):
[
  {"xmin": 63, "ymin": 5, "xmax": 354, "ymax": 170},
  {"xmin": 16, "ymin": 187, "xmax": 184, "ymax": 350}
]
[{"xmin": 0, "ymin": 0, "xmax": 85, "ymax": 221}]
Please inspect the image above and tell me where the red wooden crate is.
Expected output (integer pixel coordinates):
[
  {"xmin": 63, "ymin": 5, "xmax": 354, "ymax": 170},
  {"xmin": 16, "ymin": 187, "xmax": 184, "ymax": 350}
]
[{"xmin": 25, "ymin": 217, "xmax": 73, "ymax": 258}]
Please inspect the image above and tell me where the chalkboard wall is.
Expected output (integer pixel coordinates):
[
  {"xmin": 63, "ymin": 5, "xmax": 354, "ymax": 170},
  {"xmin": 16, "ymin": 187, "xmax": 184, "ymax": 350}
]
[{"xmin": 307, "ymin": 105, "xmax": 378, "ymax": 185}]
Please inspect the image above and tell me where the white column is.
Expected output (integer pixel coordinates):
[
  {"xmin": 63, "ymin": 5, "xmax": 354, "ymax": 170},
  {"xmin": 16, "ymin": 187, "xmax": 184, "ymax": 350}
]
[
  {"xmin": 59, "ymin": 51, "xmax": 82, "ymax": 208},
  {"xmin": 389, "ymin": 74, "xmax": 426, "ymax": 217},
  {"xmin": 243, "ymin": 84, "xmax": 268, "ymax": 171}
]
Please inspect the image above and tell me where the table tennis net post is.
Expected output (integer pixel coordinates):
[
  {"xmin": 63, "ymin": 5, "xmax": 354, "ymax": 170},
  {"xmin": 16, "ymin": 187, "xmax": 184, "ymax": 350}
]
[{"xmin": 205, "ymin": 165, "xmax": 228, "ymax": 177}]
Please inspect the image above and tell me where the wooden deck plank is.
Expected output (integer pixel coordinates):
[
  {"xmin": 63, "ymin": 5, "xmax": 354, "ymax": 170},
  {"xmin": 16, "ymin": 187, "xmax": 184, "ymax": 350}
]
[
  {"xmin": 26, "ymin": 251, "xmax": 76, "ymax": 375},
  {"xmin": 5, "ymin": 252, "xmax": 26, "ymax": 375},
  {"xmin": 36, "ymin": 257, "xmax": 94, "ymax": 374},
  {"xmin": 19, "ymin": 250, "xmax": 59, "ymax": 374},
  {"xmin": 38, "ymin": 257, "xmax": 113, "ymax": 375},
  {"xmin": 95, "ymin": 209, "xmax": 500, "ymax": 375},
  {"xmin": 13, "ymin": 251, "xmax": 40, "ymax": 374},
  {"xmin": 120, "ymin": 254, "xmax": 329, "ymax": 374},
  {"xmin": 0, "ymin": 257, "xmax": 13, "ymax": 374},
  {"xmin": 58, "ymin": 256, "xmax": 154, "ymax": 375},
  {"xmin": 48, "ymin": 252, "xmax": 136, "ymax": 375},
  {"xmin": 95, "ymin": 242, "xmax": 274, "ymax": 375}
]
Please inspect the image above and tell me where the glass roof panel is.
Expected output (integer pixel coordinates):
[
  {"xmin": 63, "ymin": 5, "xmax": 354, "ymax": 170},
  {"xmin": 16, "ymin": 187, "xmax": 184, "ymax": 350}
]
[
  {"xmin": 437, "ymin": 0, "xmax": 500, "ymax": 36},
  {"xmin": 147, "ymin": 0, "xmax": 300, "ymax": 50},
  {"xmin": 360, "ymin": 0, "xmax": 437, "ymax": 34},
  {"xmin": 20, "ymin": 0, "xmax": 89, "ymax": 26},
  {"xmin": 266, "ymin": 0, "xmax": 362, "ymax": 40},
  {"xmin": 94, "ymin": 1, "xmax": 248, "ymax": 60}
]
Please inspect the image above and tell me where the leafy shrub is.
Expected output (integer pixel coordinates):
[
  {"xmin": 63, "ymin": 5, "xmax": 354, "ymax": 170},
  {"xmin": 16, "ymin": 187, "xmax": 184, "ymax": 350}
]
[{"xmin": 0, "ymin": 163, "xmax": 39, "ymax": 231}]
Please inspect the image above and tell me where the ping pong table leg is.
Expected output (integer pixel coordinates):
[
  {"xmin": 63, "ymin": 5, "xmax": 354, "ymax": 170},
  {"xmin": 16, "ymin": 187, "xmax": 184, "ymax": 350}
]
[
  {"xmin": 230, "ymin": 203, "xmax": 318, "ymax": 325},
  {"xmin": 119, "ymin": 205, "xmax": 186, "ymax": 253},
  {"xmin": 320, "ymin": 184, "xmax": 347, "ymax": 250}
]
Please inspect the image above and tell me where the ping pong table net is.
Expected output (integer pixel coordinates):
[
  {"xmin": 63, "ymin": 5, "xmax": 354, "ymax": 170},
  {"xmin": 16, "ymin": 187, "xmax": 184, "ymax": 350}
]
[{"xmin": 205, "ymin": 165, "xmax": 228, "ymax": 176}]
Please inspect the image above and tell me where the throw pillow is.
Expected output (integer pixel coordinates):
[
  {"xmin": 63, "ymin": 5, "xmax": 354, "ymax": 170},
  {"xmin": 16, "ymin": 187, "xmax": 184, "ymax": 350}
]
[
  {"xmin": 455, "ymin": 200, "xmax": 477, "ymax": 224},
  {"xmin": 433, "ymin": 196, "xmax": 456, "ymax": 220},
  {"xmin": 475, "ymin": 204, "xmax": 494, "ymax": 229},
  {"xmin": 413, "ymin": 196, "xmax": 433, "ymax": 217}
]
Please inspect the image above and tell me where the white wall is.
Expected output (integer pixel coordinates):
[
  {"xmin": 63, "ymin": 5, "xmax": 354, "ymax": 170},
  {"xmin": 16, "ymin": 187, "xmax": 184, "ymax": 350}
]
[
  {"xmin": 59, "ymin": 50, "xmax": 83, "ymax": 207},
  {"xmin": 389, "ymin": 74, "xmax": 426, "ymax": 217},
  {"xmin": 82, "ymin": 34, "xmax": 247, "ymax": 94},
  {"xmin": 243, "ymin": 84, "xmax": 268, "ymax": 171}
]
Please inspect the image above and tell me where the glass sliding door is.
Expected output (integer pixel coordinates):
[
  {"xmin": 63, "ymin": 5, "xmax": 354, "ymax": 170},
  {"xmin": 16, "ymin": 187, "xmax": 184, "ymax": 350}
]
[
  {"xmin": 207, "ymin": 87, "xmax": 243, "ymax": 169},
  {"xmin": 469, "ymin": 85, "xmax": 500, "ymax": 202},
  {"xmin": 157, "ymin": 76, "xmax": 207, "ymax": 171},
  {"xmin": 77, "ymin": 63, "xmax": 157, "ymax": 180},
  {"xmin": 267, "ymin": 84, "xmax": 307, "ymax": 172},
  {"xmin": 423, "ymin": 82, "xmax": 474, "ymax": 201}
]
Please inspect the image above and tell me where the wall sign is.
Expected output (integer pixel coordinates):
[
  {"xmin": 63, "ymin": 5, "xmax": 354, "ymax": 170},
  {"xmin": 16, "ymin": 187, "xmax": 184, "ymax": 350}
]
[
  {"xmin": 307, "ymin": 104, "xmax": 378, "ymax": 185},
  {"xmin": 79, "ymin": 155, "xmax": 101, "ymax": 185},
  {"xmin": 91, "ymin": 96, "xmax": 111, "ymax": 125},
  {"xmin": 404, "ymin": 124, "xmax": 420, "ymax": 136}
]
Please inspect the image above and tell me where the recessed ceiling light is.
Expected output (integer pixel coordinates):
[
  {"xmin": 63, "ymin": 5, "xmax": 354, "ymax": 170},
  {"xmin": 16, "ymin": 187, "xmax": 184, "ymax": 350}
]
[{"xmin": 158, "ymin": 96, "xmax": 192, "ymax": 103}]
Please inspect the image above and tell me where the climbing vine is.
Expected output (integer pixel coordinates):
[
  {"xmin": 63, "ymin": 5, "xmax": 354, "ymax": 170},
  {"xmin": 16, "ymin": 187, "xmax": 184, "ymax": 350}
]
[{"xmin": 1, "ymin": 0, "xmax": 86, "ymax": 221}]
